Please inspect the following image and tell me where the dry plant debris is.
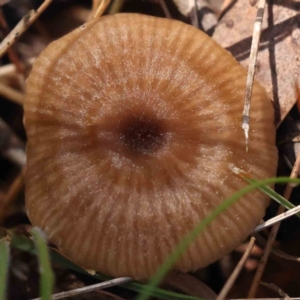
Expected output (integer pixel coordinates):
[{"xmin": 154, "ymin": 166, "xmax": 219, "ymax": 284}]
[
  {"xmin": 213, "ymin": 0, "xmax": 300, "ymax": 126},
  {"xmin": 248, "ymin": 153, "xmax": 300, "ymax": 297}
]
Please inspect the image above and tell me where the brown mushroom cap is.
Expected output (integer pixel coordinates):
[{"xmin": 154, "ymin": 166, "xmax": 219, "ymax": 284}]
[{"xmin": 24, "ymin": 13, "xmax": 277, "ymax": 279}]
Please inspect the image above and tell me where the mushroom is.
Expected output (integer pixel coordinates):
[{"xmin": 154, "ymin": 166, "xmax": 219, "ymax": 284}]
[{"xmin": 24, "ymin": 13, "xmax": 278, "ymax": 280}]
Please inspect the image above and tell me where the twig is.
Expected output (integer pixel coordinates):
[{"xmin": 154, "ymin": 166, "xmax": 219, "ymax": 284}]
[
  {"xmin": 0, "ymin": 118, "xmax": 26, "ymax": 167},
  {"xmin": 0, "ymin": 0, "xmax": 53, "ymax": 58},
  {"xmin": 156, "ymin": 0, "xmax": 172, "ymax": 19},
  {"xmin": 260, "ymin": 282, "xmax": 290, "ymax": 298},
  {"xmin": 93, "ymin": 0, "xmax": 111, "ymax": 19},
  {"xmin": 248, "ymin": 153, "xmax": 300, "ymax": 298},
  {"xmin": 0, "ymin": 169, "xmax": 24, "ymax": 223},
  {"xmin": 0, "ymin": 58, "xmax": 35, "ymax": 77},
  {"xmin": 255, "ymin": 233, "xmax": 300, "ymax": 262},
  {"xmin": 217, "ymin": 237, "xmax": 256, "ymax": 300},
  {"xmin": 92, "ymin": 0, "xmax": 102, "ymax": 13},
  {"xmin": 241, "ymin": 0, "xmax": 266, "ymax": 151},
  {"xmin": 30, "ymin": 277, "xmax": 131, "ymax": 300},
  {"xmin": 0, "ymin": 8, "xmax": 26, "ymax": 79},
  {"xmin": 190, "ymin": 0, "xmax": 200, "ymax": 28},
  {"xmin": 108, "ymin": 0, "xmax": 125, "ymax": 14},
  {"xmin": 253, "ymin": 204, "xmax": 300, "ymax": 233},
  {"xmin": 0, "ymin": 82, "xmax": 24, "ymax": 105}
]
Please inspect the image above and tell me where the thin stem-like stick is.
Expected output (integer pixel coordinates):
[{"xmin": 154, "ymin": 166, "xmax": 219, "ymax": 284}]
[
  {"xmin": 157, "ymin": 0, "xmax": 172, "ymax": 19},
  {"xmin": 0, "ymin": 0, "xmax": 52, "ymax": 58},
  {"xmin": 217, "ymin": 237, "xmax": 256, "ymax": 300},
  {"xmin": 0, "ymin": 169, "xmax": 24, "ymax": 222},
  {"xmin": 93, "ymin": 0, "xmax": 111, "ymax": 19},
  {"xmin": 0, "ymin": 82, "xmax": 24, "ymax": 104},
  {"xmin": 0, "ymin": 58, "xmax": 35, "ymax": 77},
  {"xmin": 31, "ymin": 277, "xmax": 131, "ymax": 300},
  {"xmin": 0, "ymin": 8, "xmax": 26, "ymax": 78},
  {"xmin": 0, "ymin": 118, "xmax": 26, "ymax": 167},
  {"xmin": 248, "ymin": 153, "xmax": 300, "ymax": 297},
  {"xmin": 242, "ymin": 0, "xmax": 266, "ymax": 151},
  {"xmin": 190, "ymin": 0, "xmax": 199, "ymax": 28},
  {"xmin": 254, "ymin": 204, "xmax": 300, "ymax": 233}
]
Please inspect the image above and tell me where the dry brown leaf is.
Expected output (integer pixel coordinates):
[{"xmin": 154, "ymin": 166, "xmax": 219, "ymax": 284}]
[{"xmin": 213, "ymin": 0, "xmax": 300, "ymax": 126}]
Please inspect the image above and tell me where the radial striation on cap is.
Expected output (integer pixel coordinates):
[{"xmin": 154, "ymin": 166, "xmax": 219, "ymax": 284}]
[{"xmin": 24, "ymin": 13, "xmax": 278, "ymax": 279}]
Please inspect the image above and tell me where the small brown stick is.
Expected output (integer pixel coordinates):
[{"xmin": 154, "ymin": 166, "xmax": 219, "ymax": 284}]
[
  {"xmin": 0, "ymin": 82, "xmax": 24, "ymax": 104},
  {"xmin": 30, "ymin": 277, "xmax": 131, "ymax": 300},
  {"xmin": 0, "ymin": 8, "xmax": 26, "ymax": 79},
  {"xmin": 0, "ymin": 0, "xmax": 53, "ymax": 58},
  {"xmin": 157, "ymin": 0, "xmax": 172, "ymax": 19},
  {"xmin": 0, "ymin": 169, "xmax": 25, "ymax": 223},
  {"xmin": 108, "ymin": 0, "xmax": 125, "ymax": 14},
  {"xmin": 93, "ymin": 0, "xmax": 111, "ymax": 19},
  {"xmin": 217, "ymin": 237, "xmax": 256, "ymax": 300},
  {"xmin": 241, "ymin": 0, "xmax": 266, "ymax": 151},
  {"xmin": 248, "ymin": 153, "xmax": 300, "ymax": 298}
]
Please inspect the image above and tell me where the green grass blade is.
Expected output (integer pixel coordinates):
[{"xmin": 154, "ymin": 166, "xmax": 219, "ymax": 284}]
[
  {"xmin": 10, "ymin": 177, "xmax": 300, "ymax": 300},
  {"xmin": 0, "ymin": 239, "xmax": 9, "ymax": 300},
  {"xmin": 10, "ymin": 232, "xmax": 200, "ymax": 300},
  {"xmin": 136, "ymin": 177, "xmax": 300, "ymax": 300},
  {"xmin": 241, "ymin": 177, "xmax": 300, "ymax": 218},
  {"xmin": 32, "ymin": 227, "xmax": 54, "ymax": 300}
]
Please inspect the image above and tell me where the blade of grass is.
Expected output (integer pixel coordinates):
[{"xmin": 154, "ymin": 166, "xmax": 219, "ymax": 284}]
[
  {"xmin": 136, "ymin": 177, "xmax": 300, "ymax": 300},
  {"xmin": 10, "ymin": 232, "xmax": 202, "ymax": 300},
  {"xmin": 11, "ymin": 177, "xmax": 300, "ymax": 300},
  {"xmin": 231, "ymin": 166, "xmax": 300, "ymax": 218},
  {"xmin": 32, "ymin": 227, "xmax": 54, "ymax": 300},
  {"xmin": 0, "ymin": 239, "xmax": 9, "ymax": 300}
]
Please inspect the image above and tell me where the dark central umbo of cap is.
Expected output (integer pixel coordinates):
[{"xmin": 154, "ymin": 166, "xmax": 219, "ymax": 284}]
[{"xmin": 120, "ymin": 116, "xmax": 165, "ymax": 154}]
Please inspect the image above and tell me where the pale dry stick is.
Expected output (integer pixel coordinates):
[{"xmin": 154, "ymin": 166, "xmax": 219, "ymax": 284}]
[
  {"xmin": 108, "ymin": 0, "xmax": 125, "ymax": 14},
  {"xmin": 241, "ymin": 0, "xmax": 266, "ymax": 152},
  {"xmin": 0, "ymin": 8, "xmax": 26, "ymax": 79},
  {"xmin": 157, "ymin": 0, "xmax": 172, "ymax": 19},
  {"xmin": 93, "ymin": 0, "xmax": 111, "ymax": 19},
  {"xmin": 92, "ymin": 0, "xmax": 102, "ymax": 13},
  {"xmin": 30, "ymin": 277, "xmax": 131, "ymax": 300},
  {"xmin": 0, "ymin": 0, "xmax": 52, "ymax": 58},
  {"xmin": 0, "ymin": 118, "xmax": 26, "ymax": 167},
  {"xmin": 0, "ymin": 58, "xmax": 35, "ymax": 77},
  {"xmin": 0, "ymin": 82, "xmax": 24, "ymax": 104},
  {"xmin": 253, "ymin": 204, "xmax": 300, "ymax": 233},
  {"xmin": 217, "ymin": 237, "xmax": 256, "ymax": 300},
  {"xmin": 248, "ymin": 153, "xmax": 300, "ymax": 298},
  {"xmin": 260, "ymin": 282, "xmax": 290, "ymax": 298}
]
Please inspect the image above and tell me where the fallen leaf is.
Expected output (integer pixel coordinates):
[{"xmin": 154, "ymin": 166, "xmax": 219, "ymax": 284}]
[{"xmin": 213, "ymin": 0, "xmax": 300, "ymax": 126}]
